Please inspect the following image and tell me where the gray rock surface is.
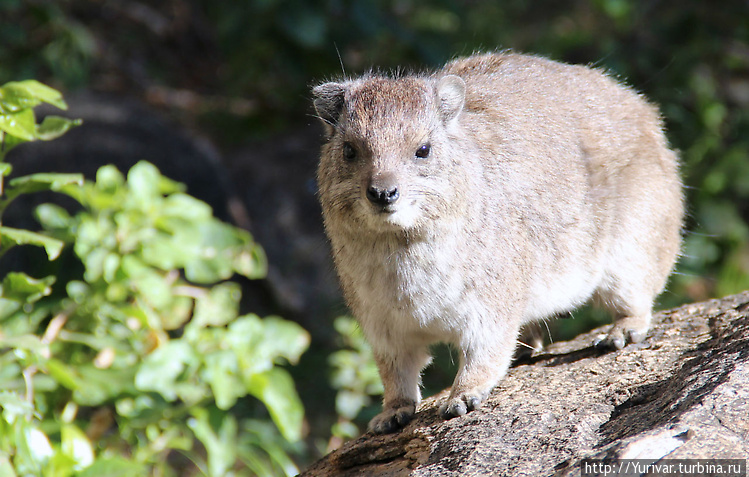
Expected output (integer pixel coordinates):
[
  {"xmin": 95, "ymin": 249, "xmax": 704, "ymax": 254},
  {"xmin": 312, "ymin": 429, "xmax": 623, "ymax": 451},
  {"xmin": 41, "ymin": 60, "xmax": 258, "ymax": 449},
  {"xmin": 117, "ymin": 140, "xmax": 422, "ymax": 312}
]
[{"xmin": 301, "ymin": 291, "xmax": 749, "ymax": 476}]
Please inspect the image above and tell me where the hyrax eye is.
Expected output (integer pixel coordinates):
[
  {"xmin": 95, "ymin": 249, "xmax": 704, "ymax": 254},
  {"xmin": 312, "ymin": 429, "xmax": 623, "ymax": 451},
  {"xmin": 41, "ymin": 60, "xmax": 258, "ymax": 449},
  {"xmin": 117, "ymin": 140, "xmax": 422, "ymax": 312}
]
[
  {"xmin": 342, "ymin": 142, "xmax": 357, "ymax": 161},
  {"xmin": 415, "ymin": 143, "xmax": 431, "ymax": 159}
]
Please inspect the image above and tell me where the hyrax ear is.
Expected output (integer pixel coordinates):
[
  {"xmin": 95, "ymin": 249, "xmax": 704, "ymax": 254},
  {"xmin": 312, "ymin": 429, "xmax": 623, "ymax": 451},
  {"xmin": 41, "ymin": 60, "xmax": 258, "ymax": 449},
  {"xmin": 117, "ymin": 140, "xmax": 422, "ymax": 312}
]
[
  {"xmin": 313, "ymin": 82, "xmax": 347, "ymax": 133},
  {"xmin": 437, "ymin": 75, "xmax": 465, "ymax": 123}
]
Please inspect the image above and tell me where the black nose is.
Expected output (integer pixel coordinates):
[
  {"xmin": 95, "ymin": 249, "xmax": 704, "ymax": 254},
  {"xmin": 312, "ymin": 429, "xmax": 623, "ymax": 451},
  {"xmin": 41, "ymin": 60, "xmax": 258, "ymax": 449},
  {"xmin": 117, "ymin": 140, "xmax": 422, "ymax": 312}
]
[{"xmin": 366, "ymin": 185, "xmax": 399, "ymax": 206}]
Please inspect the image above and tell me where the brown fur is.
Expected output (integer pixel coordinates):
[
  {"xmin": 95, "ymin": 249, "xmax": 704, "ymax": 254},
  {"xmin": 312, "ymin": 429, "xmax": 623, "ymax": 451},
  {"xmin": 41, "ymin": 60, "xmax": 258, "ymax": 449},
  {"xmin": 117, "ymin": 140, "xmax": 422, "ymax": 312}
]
[{"xmin": 313, "ymin": 52, "xmax": 683, "ymax": 434}]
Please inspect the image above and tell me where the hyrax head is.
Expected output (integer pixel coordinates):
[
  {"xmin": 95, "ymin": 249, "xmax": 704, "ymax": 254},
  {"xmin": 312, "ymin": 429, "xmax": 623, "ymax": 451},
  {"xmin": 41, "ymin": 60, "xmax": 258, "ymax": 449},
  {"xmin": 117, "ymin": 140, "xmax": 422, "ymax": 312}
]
[{"xmin": 313, "ymin": 74, "xmax": 466, "ymax": 234}]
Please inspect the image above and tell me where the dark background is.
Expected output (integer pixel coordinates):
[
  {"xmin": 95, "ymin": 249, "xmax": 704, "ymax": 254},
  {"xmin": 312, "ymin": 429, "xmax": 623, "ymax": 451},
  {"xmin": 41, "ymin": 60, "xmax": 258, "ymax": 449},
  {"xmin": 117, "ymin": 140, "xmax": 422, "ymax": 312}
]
[{"xmin": 2, "ymin": 0, "xmax": 748, "ymax": 464}]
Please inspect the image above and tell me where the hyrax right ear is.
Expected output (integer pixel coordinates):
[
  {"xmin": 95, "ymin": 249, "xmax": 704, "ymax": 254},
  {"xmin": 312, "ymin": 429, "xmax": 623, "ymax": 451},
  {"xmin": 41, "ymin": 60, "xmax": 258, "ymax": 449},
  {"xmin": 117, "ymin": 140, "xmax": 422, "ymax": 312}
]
[
  {"xmin": 437, "ymin": 75, "xmax": 466, "ymax": 124},
  {"xmin": 313, "ymin": 82, "xmax": 347, "ymax": 134}
]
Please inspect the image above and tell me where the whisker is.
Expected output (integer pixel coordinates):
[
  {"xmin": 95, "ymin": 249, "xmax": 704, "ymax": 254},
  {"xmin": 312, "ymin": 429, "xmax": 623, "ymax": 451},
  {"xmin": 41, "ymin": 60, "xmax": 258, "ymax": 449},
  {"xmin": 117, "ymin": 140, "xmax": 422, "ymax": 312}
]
[{"xmin": 516, "ymin": 340, "xmax": 536, "ymax": 350}]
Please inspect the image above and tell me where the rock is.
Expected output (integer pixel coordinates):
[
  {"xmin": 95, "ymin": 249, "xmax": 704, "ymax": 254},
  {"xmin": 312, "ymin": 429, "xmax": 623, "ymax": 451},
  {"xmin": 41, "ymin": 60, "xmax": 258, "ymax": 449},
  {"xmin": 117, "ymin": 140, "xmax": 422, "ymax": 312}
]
[{"xmin": 301, "ymin": 291, "xmax": 749, "ymax": 476}]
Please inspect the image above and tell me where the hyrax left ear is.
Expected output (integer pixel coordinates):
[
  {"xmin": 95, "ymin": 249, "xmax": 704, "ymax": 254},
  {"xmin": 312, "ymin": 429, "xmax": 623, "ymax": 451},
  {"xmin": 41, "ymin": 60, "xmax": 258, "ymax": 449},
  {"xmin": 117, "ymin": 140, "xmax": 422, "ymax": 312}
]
[
  {"xmin": 313, "ymin": 82, "xmax": 347, "ymax": 133},
  {"xmin": 437, "ymin": 75, "xmax": 465, "ymax": 123}
]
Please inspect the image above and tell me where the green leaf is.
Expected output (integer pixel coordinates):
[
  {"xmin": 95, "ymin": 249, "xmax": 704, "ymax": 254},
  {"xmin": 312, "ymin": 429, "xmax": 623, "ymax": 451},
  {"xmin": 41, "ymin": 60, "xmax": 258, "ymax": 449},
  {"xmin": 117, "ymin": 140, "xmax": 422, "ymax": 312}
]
[
  {"xmin": 237, "ymin": 445, "xmax": 275, "ymax": 477},
  {"xmin": 239, "ymin": 423, "xmax": 300, "ymax": 477},
  {"xmin": 43, "ymin": 452, "xmax": 77, "ymax": 477},
  {"xmin": 183, "ymin": 221, "xmax": 247, "ymax": 283},
  {"xmin": 124, "ymin": 261, "xmax": 172, "ymax": 310},
  {"xmin": 0, "ymin": 391, "xmax": 36, "ymax": 424},
  {"xmin": 61, "ymin": 424, "xmax": 94, "ymax": 471},
  {"xmin": 246, "ymin": 368, "xmax": 304, "ymax": 442},
  {"xmin": 0, "ymin": 272, "xmax": 55, "ymax": 303},
  {"xmin": 72, "ymin": 365, "xmax": 137, "ymax": 406},
  {"xmin": 139, "ymin": 229, "xmax": 193, "ymax": 271},
  {"xmin": 192, "ymin": 282, "xmax": 241, "ymax": 328},
  {"xmin": 0, "ymin": 108, "xmax": 36, "ymax": 141},
  {"xmin": 135, "ymin": 341, "xmax": 200, "ymax": 402},
  {"xmin": 161, "ymin": 193, "xmax": 213, "ymax": 221},
  {"xmin": 0, "ymin": 85, "xmax": 40, "ymax": 113},
  {"xmin": 0, "ymin": 334, "xmax": 46, "ymax": 355},
  {"xmin": 161, "ymin": 295, "xmax": 193, "ymax": 330},
  {"xmin": 14, "ymin": 422, "xmax": 54, "ymax": 474},
  {"xmin": 47, "ymin": 359, "xmax": 81, "ymax": 391},
  {"xmin": 0, "ymin": 80, "xmax": 67, "ymax": 112},
  {"xmin": 234, "ymin": 242, "xmax": 268, "ymax": 279},
  {"xmin": 335, "ymin": 389, "xmax": 370, "ymax": 420},
  {"xmin": 0, "ymin": 299, "xmax": 22, "ymax": 321},
  {"xmin": 0, "ymin": 226, "xmax": 65, "ymax": 260},
  {"xmin": 36, "ymin": 115, "xmax": 81, "ymax": 141},
  {"xmin": 126, "ymin": 161, "xmax": 161, "ymax": 202},
  {"xmin": 1, "ymin": 173, "xmax": 82, "ymax": 214},
  {"xmin": 65, "ymin": 281, "xmax": 89, "ymax": 304},
  {"xmin": 1, "ymin": 132, "xmax": 26, "ymax": 155},
  {"xmin": 7, "ymin": 172, "xmax": 84, "ymax": 197},
  {"xmin": 35, "ymin": 203, "xmax": 73, "ymax": 231},
  {"xmin": 77, "ymin": 456, "xmax": 147, "ymax": 477},
  {"xmin": 0, "ymin": 162, "xmax": 11, "ymax": 177},
  {"xmin": 155, "ymin": 172, "xmax": 186, "ymax": 196},
  {"xmin": 230, "ymin": 315, "xmax": 309, "ymax": 372},
  {"xmin": 187, "ymin": 409, "xmax": 237, "ymax": 477},
  {"xmin": 202, "ymin": 350, "xmax": 241, "ymax": 410},
  {"xmin": 0, "ymin": 455, "xmax": 17, "ymax": 477},
  {"xmin": 95, "ymin": 164, "xmax": 125, "ymax": 192}
]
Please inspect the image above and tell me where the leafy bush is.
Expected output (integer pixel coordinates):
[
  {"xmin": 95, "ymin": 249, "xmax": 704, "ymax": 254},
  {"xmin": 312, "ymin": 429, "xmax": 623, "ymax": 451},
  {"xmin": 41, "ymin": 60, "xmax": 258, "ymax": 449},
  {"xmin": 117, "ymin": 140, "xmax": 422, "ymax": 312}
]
[
  {"xmin": 327, "ymin": 317, "xmax": 382, "ymax": 443},
  {"xmin": 0, "ymin": 81, "xmax": 309, "ymax": 476}
]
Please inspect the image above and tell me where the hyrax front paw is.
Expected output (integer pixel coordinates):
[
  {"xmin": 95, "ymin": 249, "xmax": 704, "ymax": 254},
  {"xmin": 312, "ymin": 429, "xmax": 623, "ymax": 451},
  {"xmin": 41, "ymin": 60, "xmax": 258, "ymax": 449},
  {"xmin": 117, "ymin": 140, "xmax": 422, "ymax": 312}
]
[
  {"xmin": 439, "ymin": 390, "xmax": 487, "ymax": 419},
  {"xmin": 594, "ymin": 315, "xmax": 651, "ymax": 350},
  {"xmin": 368, "ymin": 403, "xmax": 416, "ymax": 434}
]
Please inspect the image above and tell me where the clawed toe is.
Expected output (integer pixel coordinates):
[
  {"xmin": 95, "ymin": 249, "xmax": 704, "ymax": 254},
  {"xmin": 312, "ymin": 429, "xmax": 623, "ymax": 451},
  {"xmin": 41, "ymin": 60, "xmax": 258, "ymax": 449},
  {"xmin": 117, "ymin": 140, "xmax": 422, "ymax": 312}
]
[
  {"xmin": 440, "ymin": 393, "xmax": 484, "ymax": 419},
  {"xmin": 594, "ymin": 321, "xmax": 649, "ymax": 350},
  {"xmin": 368, "ymin": 404, "xmax": 415, "ymax": 434}
]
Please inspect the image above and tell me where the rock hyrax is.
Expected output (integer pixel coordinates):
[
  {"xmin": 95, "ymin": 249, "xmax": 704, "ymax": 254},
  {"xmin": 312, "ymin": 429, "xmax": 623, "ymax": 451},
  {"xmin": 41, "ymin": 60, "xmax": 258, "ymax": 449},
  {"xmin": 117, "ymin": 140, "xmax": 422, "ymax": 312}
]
[{"xmin": 313, "ymin": 52, "xmax": 683, "ymax": 434}]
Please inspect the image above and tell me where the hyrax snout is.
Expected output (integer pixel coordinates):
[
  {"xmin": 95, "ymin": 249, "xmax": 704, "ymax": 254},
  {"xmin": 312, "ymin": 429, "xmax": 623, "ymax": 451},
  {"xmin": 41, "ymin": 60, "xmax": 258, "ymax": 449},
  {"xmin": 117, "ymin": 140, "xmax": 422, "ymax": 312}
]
[
  {"xmin": 365, "ymin": 172, "xmax": 400, "ymax": 208},
  {"xmin": 313, "ymin": 52, "xmax": 684, "ymax": 434}
]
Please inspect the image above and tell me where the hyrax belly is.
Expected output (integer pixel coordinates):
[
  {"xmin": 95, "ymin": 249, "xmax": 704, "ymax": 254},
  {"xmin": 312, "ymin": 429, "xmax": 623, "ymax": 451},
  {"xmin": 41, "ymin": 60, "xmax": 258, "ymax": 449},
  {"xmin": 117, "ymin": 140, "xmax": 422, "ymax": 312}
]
[{"xmin": 313, "ymin": 52, "xmax": 683, "ymax": 434}]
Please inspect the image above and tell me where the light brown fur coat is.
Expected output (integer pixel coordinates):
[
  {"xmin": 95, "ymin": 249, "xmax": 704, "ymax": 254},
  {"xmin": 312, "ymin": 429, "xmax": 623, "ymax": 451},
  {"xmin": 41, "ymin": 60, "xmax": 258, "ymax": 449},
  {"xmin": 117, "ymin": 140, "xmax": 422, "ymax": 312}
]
[{"xmin": 313, "ymin": 52, "xmax": 683, "ymax": 434}]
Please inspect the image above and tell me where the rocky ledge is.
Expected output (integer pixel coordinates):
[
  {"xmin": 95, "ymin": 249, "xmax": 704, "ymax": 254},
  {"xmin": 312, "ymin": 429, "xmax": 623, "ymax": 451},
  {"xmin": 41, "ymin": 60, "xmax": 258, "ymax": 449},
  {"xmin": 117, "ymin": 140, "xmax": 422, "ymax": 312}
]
[{"xmin": 301, "ymin": 291, "xmax": 749, "ymax": 476}]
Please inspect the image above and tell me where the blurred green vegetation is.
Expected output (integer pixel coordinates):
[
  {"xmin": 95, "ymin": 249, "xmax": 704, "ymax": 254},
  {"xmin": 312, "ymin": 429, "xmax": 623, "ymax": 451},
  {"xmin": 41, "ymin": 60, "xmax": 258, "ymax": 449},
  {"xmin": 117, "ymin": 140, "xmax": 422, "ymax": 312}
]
[
  {"xmin": 1, "ymin": 0, "xmax": 748, "ymax": 471},
  {"xmin": 0, "ymin": 83, "xmax": 308, "ymax": 475}
]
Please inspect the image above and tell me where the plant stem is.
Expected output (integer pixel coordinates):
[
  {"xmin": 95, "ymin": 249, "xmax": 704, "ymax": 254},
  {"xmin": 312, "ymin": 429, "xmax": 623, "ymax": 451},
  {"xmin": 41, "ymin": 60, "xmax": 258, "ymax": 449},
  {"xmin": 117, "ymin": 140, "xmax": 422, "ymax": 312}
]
[{"xmin": 22, "ymin": 365, "xmax": 37, "ymax": 410}]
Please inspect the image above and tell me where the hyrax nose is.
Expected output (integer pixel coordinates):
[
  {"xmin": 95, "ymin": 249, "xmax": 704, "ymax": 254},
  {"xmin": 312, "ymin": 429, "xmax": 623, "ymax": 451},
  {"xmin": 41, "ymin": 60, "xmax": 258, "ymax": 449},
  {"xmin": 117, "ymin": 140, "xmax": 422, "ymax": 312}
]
[
  {"xmin": 366, "ymin": 178, "xmax": 399, "ymax": 207},
  {"xmin": 366, "ymin": 184, "xmax": 399, "ymax": 206}
]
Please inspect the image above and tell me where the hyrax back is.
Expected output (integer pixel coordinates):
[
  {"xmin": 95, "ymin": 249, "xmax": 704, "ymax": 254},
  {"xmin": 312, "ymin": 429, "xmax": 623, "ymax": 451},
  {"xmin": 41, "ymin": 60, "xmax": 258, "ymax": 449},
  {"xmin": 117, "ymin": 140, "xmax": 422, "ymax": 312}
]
[{"xmin": 313, "ymin": 52, "xmax": 683, "ymax": 434}]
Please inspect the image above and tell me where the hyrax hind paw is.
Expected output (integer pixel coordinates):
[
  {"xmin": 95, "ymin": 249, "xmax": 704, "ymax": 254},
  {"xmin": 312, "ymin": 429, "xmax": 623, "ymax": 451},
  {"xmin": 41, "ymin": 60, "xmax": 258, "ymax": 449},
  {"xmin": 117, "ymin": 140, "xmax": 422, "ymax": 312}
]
[
  {"xmin": 439, "ymin": 391, "xmax": 486, "ymax": 419},
  {"xmin": 368, "ymin": 403, "xmax": 416, "ymax": 434},
  {"xmin": 594, "ymin": 315, "xmax": 651, "ymax": 350}
]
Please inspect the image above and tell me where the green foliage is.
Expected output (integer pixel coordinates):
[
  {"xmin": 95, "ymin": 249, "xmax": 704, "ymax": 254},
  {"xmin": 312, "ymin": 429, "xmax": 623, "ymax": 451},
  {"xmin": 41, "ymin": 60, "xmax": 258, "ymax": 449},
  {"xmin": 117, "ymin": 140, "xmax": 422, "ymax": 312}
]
[
  {"xmin": 0, "ymin": 82, "xmax": 310, "ymax": 476},
  {"xmin": 327, "ymin": 317, "xmax": 382, "ymax": 439},
  {"xmin": 0, "ymin": 79, "xmax": 82, "ymax": 258}
]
